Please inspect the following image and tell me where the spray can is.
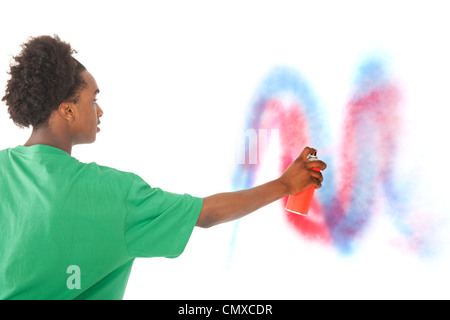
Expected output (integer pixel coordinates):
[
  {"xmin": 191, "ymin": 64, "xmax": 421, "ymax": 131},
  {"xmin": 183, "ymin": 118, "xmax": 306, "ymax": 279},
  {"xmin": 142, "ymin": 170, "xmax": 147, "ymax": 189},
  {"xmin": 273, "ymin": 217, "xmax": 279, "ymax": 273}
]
[{"xmin": 285, "ymin": 153, "xmax": 320, "ymax": 216}]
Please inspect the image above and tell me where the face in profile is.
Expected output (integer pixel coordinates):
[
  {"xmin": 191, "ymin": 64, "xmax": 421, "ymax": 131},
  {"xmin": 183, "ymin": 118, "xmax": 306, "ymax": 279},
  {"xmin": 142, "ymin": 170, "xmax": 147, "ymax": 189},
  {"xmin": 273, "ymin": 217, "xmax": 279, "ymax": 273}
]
[{"xmin": 70, "ymin": 70, "xmax": 103, "ymax": 144}]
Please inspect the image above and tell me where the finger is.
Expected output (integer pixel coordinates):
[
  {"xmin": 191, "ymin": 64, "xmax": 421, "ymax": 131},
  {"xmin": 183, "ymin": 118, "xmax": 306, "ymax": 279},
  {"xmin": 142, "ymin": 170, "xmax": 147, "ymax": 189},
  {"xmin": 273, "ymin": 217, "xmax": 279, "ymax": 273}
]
[
  {"xmin": 298, "ymin": 146, "xmax": 314, "ymax": 161},
  {"xmin": 305, "ymin": 160, "xmax": 327, "ymax": 171},
  {"xmin": 311, "ymin": 170, "xmax": 324, "ymax": 182},
  {"xmin": 311, "ymin": 177, "xmax": 322, "ymax": 189}
]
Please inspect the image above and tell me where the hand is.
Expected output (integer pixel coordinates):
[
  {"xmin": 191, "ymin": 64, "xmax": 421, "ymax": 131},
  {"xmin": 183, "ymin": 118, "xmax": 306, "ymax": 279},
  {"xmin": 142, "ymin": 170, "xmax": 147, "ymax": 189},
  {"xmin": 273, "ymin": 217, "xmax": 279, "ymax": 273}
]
[{"xmin": 277, "ymin": 147, "xmax": 327, "ymax": 195}]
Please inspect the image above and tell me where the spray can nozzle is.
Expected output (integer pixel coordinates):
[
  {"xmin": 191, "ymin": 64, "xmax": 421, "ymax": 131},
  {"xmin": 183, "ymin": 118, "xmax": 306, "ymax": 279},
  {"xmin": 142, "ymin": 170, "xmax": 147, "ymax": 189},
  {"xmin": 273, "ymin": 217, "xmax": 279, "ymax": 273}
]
[{"xmin": 306, "ymin": 153, "xmax": 318, "ymax": 161}]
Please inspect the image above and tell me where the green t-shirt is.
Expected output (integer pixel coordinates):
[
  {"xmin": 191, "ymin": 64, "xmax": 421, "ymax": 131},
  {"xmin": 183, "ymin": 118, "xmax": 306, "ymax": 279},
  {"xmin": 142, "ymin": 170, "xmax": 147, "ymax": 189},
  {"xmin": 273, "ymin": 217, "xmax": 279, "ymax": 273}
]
[{"xmin": 0, "ymin": 144, "xmax": 203, "ymax": 300}]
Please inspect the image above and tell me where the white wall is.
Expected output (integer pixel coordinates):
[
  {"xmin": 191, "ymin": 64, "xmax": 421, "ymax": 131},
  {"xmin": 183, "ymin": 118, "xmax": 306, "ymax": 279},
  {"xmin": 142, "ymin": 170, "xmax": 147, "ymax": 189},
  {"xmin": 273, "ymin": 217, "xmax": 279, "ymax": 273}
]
[{"xmin": 1, "ymin": 0, "xmax": 449, "ymax": 299}]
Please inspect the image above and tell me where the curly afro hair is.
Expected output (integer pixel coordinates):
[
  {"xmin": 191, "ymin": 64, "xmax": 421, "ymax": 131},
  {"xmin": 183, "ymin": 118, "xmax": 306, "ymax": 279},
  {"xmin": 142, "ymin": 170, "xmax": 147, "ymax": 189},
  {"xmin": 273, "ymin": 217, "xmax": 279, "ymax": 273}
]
[{"xmin": 2, "ymin": 35, "xmax": 86, "ymax": 129}]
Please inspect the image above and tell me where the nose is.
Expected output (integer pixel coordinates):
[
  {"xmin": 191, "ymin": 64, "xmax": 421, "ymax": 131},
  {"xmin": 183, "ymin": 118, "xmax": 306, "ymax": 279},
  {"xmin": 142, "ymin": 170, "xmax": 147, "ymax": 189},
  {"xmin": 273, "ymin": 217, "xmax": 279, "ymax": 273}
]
[{"xmin": 97, "ymin": 103, "xmax": 104, "ymax": 119}]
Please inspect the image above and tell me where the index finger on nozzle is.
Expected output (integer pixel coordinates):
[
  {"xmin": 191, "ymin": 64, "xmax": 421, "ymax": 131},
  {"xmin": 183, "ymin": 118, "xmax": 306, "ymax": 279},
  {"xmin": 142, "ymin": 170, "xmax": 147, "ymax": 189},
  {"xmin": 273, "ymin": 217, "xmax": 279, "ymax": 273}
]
[{"xmin": 299, "ymin": 146, "xmax": 317, "ymax": 160}]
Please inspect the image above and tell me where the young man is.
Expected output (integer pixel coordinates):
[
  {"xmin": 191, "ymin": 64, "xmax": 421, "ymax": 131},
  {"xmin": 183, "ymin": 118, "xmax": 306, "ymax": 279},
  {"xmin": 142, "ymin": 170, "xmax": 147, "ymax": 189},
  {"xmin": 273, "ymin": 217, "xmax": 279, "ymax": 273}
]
[{"xmin": 0, "ymin": 35, "xmax": 326, "ymax": 299}]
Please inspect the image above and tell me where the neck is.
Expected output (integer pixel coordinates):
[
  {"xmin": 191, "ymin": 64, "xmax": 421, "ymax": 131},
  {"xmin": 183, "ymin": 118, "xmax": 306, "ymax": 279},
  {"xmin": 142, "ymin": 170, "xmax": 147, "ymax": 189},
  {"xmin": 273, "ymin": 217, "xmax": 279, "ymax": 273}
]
[{"xmin": 24, "ymin": 126, "xmax": 73, "ymax": 155}]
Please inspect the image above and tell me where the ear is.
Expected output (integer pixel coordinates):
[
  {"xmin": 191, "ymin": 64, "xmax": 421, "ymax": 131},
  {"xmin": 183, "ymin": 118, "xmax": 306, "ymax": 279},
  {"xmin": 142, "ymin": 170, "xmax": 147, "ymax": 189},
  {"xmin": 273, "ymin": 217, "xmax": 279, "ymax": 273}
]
[{"xmin": 58, "ymin": 102, "xmax": 76, "ymax": 122}]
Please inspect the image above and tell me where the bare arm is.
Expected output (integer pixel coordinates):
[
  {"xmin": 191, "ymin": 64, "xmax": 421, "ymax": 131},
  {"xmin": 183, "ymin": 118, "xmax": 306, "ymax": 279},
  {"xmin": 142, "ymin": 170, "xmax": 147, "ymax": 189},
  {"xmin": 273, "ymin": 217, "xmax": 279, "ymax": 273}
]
[{"xmin": 196, "ymin": 147, "xmax": 327, "ymax": 228}]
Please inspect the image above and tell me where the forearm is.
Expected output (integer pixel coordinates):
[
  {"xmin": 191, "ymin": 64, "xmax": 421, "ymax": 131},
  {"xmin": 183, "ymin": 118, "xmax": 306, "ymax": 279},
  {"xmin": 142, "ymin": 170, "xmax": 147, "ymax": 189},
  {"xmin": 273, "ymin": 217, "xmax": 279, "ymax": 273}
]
[
  {"xmin": 196, "ymin": 179, "xmax": 290, "ymax": 228},
  {"xmin": 196, "ymin": 147, "xmax": 327, "ymax": 228}
]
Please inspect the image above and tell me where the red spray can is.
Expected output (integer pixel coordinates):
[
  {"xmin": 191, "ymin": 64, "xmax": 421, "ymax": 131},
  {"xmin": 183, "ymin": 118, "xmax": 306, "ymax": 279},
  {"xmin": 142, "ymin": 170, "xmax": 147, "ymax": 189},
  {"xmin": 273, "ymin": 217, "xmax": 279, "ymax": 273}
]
[{"xmin": 285, "ymin": 153, "xmax": 320, "ymax": 216}]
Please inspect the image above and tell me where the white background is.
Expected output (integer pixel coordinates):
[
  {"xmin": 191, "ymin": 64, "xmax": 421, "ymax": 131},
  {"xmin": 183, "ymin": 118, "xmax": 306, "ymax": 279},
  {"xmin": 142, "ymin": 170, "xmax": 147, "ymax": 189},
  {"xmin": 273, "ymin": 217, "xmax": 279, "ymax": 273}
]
[{"xmin": 1, "ymin": 0, "xmax": 450, "ymax": 299}]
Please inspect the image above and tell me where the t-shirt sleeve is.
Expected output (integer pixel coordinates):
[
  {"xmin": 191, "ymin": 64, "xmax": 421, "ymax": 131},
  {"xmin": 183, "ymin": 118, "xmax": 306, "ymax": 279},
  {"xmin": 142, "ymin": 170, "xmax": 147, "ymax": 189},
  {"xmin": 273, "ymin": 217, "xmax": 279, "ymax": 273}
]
[{"xmin": 124, "ymin": 173, "xmax": 203, "ymax": 258}]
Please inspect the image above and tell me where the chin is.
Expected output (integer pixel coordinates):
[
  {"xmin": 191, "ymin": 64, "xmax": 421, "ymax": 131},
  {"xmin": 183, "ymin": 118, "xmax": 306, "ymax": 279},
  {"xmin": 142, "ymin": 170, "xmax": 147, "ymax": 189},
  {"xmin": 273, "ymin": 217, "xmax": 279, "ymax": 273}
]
[{"xmin": 75, "ymin": 135, "xmax": 97, "ymax": 145}]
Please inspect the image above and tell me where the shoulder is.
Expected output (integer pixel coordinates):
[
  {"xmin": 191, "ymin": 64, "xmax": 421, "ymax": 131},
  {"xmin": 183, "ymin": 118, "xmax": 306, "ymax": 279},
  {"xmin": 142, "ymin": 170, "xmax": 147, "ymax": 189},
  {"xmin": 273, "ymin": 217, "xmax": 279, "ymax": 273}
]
[
  {"xmin": 0, "ymin": 147, "xmax": 11, "ymax": 157},
  {"xmin": 76, "ymin": 160, "xmax": 138, "ymax": 188},
  {"xmin": 0, "ymin": 148, "xmax": 13, "ymax": 167}
]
